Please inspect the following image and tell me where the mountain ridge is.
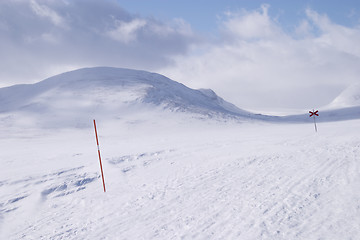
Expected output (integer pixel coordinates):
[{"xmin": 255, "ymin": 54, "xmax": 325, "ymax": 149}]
[
  {"xmin": 327, "ymin": 83, "xmax": 360, "ymax": 109},
  {"xmin": 0, "ymin": 67, "xmax": 255, "ymax": 127},
  {"xmin": 0, "ymin": 67, "xmax": 359, "ymax": 127}
]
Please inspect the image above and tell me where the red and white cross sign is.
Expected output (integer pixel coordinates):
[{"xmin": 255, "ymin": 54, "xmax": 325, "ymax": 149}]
[{"xmin": 309, "ymin": 110, "xmax": 319, "ymax": 117}]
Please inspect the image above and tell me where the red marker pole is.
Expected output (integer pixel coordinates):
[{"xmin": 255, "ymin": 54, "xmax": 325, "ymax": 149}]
[{"xmin": 93, "ymin": 119, "xmax": 106, "ymax": 192}]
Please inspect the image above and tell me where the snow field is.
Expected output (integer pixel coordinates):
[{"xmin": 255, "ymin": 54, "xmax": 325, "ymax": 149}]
[{"xmin": 0, "ymin": 116, "xmax": 360, "ymax": 239}]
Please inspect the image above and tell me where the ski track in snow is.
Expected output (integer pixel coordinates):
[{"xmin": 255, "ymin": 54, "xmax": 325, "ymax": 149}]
[{"xmin": 1, "ymin": 119, "xmax": 360, "ymax": 239}]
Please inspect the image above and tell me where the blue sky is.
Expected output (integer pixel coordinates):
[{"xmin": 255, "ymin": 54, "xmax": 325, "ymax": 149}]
[
  {"xmin": 1, "ymin": 0, "xmax": 360, "ymax": 110},
  {"xmin": 116, "ymin": 0, "xmax": 360, "ymax": 33}
]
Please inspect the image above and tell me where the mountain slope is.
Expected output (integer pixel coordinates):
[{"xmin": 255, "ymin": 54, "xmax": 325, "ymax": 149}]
[
  {"xmin": 0, "ymin": 67, "xmax": 254, "ymax": 127},
  {"xmin": 0, "ymin": 67, "xmax": 359, "ymax": 126},
  {"xmin": 328, "ymin": 83, "xmax": 360, "ymax": 109}
]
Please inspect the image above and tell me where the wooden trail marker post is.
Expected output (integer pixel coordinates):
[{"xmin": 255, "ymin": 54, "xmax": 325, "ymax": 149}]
[
  {"xmin": 93, "ymin": 119, "xmax": 106, "ymax": 193},
  {"xmin": 309, "ymin": 109, "xmax": 319, "ymax": 132}
]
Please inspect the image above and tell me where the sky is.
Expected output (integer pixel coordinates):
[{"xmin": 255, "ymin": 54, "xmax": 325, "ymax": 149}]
[{"xmin": 1, "ymin": 0, "xmax": 360, "ymax": 111}]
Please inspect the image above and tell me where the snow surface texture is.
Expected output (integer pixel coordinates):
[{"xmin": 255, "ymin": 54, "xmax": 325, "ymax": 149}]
[
  {"xmin": 0, "ymin": 67, "xmax": 360, "ymax": 239},
  {"xmin": 1, "ymin": 114, "xmax": 360, "ymax": 239}
]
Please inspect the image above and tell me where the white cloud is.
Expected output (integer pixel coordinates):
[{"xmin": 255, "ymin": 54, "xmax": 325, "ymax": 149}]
[
  {"xmin": 306, "ymin": 8, "xmax": 360, "ymax": 57},
  {"xmin": 30, "ymin": 0, "xmax": 65, "ymax": 27},
  {"xmin": 0, "ymin": 0, "xmax": 196, "ymax": 86},
  {"xmin": 107, "ymin": 19, "xmax": 147, "ymax": 43},
  {"xmin": 221, "ymin": 4, "xmax": 283, "ymax": 40},
  {"xmin": 295, "ymin": 20, "xmax": 313, "ymax": 37},
  {"xmin": 161, "ymin": 6, "xmax": 360, "ymax": 110},
  {"xmin": 1, "ymin": 1, "xmax": 359, "ymax": 110}
]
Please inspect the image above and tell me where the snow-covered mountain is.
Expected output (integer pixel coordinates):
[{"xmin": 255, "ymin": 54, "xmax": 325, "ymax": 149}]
[
  {"xmin": 0, "ymin": 67, "xmax": 359, "ymax": 127},
  {"xmin": 328, "ymin": 83, "xmax": 360, "ymax": 108},
  {"xmin": 0, "ymin": 67, "xmax": 255, "ymax": 127}
]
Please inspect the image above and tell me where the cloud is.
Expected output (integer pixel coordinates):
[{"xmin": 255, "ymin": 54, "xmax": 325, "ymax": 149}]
[
  {"xmin": 2, "ymin": 1, "xmax": 360, "ymax": 110},
  {"xmin": 0, "ymin": 0, "xmax": 197, "ymax": 86},
  {"xmin": 161, "ymin": 5, "xmax": 360, "ymax": 110},
  {"xmin": 305, "ymin": 8, "xmax": 360, "ymax": 57},
  {"xmin": 30, "ymin": 0, "xmax": 65, "ymax": 27},
  {"xmin": 221, "ymin": 4, "xmax": 283, "ymax": 40},
  {"xmin": 107, "ymin": 19, "xmax": 147, "ymax": 43}
]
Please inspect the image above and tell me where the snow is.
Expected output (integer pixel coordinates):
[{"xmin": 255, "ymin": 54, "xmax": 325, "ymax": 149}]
[
  {"xmin": 0, "ymin": 67, "xmax": 360, "ymax": 239},
  {"xmin": 0, "ymin": 67, "xmax": 253, "ymax": 129},
  {"xmin": 1, "ymin": 67, "xmax": 359, "ymax": 127},
  {"xmin": 328, "ymin": 83, "xmax": 360, "ymax": 109},
  {"xmin": 1, "ymin": 113, "xmax": 360, "ymax": 239}
]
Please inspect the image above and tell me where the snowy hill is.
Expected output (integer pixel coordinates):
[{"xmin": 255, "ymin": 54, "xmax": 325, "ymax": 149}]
[
  {"xmin": 0, "ymin": 67, "xmax": 359, "ymax": 127},
  {"xmin": 328, "ymin": 83, "xmax": 360, "ymax": 108},
  {"xmin": 0, "ymin": 67, "xmax": 255, "ymax": 128}
]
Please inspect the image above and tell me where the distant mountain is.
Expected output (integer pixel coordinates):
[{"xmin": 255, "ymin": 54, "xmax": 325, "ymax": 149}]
[
  {"xmin": 0, "ymin": 67, "xmax": 256, "ymax": 127},
  {"xmin": 328, "ymin": 83, "xmax": 360, "ymax": 109},
  {"xmin": 0, "ymin": 67, "xmax": 359, "ymax": 127}
]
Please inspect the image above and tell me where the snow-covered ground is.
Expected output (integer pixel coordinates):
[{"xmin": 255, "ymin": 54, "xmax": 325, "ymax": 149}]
[
  {"xmin": 1, "ymin": 111, "xmax": 359, "ymax": 239},
  {"xmin": 0, "ymin": 67, "xmax": 359, "ymax": 239}
]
